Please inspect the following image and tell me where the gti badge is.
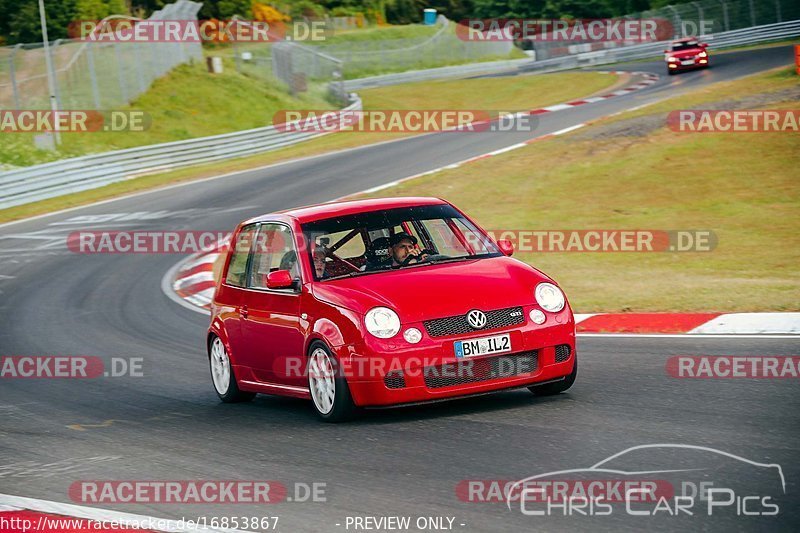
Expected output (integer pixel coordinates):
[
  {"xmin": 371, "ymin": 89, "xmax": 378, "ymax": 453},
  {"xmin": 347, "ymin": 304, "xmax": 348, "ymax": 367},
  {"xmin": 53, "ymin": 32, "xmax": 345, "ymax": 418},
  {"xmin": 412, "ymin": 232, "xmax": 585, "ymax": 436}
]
[{"xmin": 467, "ymin": 310, "xmax": 487, "ymax": 329}]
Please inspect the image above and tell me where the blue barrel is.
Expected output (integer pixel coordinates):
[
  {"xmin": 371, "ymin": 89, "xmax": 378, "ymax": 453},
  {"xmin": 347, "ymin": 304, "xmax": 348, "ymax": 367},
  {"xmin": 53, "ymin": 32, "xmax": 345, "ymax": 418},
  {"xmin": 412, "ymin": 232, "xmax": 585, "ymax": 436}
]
[{"xmin": 423, "ymin": 8, "xmax": 437, "ymax": 25}]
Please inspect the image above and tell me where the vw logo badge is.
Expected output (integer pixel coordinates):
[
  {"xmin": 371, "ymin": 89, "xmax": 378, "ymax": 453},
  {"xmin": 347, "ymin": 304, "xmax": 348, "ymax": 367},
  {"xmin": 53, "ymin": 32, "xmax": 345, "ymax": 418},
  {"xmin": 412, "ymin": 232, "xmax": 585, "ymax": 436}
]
[{"xmin": 467, "ymin": 310, "xmax": 487, "ymax": 329}]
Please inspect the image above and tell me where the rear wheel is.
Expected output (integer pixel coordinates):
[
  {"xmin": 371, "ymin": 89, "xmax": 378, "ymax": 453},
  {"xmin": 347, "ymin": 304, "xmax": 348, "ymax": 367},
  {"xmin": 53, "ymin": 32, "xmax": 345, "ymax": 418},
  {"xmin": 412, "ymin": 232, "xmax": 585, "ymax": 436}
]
[
  {"xmin": 307, "ymin": 341, "xmax": 356, "ymax": 422},
  {"xmin": 209, "ymin": 336, "xmax": 255, "ymax": 403},
  {"xmin": 529, "ymin": 357, "xmax": 577, "ymax": 396}
]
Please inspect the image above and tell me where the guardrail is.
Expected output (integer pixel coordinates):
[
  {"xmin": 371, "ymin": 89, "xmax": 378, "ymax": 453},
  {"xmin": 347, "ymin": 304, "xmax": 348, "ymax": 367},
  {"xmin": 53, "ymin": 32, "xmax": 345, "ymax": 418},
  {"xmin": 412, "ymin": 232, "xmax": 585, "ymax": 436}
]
[
  {"xmin": 0, "ymin": 96, "xmax": 362, "ymax": 210},
  {"xmin": 344, "ymin": 20, "xmax": 800, "ymax": 88}
]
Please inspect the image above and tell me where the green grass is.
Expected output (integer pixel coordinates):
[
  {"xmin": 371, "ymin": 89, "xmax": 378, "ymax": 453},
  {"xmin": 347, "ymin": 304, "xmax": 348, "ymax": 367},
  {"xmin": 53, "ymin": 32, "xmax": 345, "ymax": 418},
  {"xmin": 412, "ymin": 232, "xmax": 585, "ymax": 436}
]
[
  {"xmin": 324, "ymin": 24, "xmax": 440, "ymax": 43},
  {"xmin": 0, "ymin": 59, "xmax": 333, "ymax": 169},
  {"xmin": 355, "ymin": 67, "xmax": 800, "ymax": 312},
  {"xmin": 361, "ymin": 72, "xmax": 616, "ymax": 110},
  {"xmin": 0, "ymin": 71, "xmax": 616, "ymax": 223}
]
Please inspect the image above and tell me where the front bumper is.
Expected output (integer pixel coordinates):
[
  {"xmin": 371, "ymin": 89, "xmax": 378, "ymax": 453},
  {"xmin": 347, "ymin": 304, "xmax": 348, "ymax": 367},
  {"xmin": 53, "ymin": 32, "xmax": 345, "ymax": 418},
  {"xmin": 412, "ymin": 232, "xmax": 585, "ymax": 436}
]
[
  {"xmin": 336, "ymin": 305, "xmax": 576, "ymax": 407},
  {"xmin": 667, "ymin": 56, "xmax": 709, "ymax": 70}
]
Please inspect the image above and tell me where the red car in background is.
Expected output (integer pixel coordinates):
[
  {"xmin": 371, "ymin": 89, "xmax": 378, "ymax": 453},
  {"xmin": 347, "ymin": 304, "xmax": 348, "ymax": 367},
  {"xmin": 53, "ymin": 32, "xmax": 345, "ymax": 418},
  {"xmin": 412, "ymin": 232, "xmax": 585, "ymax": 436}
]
[
  {"xmin": 665, "ymin": 37, "xmax": 710, "ymax": 74},
  {"xmin": 207, "ymin": 197, "xmax": 576, "ymax": 422}
]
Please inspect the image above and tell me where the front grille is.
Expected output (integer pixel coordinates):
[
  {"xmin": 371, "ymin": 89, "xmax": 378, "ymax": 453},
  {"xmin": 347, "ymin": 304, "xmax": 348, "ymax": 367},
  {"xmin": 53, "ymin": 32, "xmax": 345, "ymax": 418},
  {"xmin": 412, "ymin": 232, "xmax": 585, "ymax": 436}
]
[
  {"xmin": 384, "ymin": 370, "xmax": 405, "ymax": 389},
  {"xmin": 423, "ymin": 306, "xmax": 525, "ymax": 338},
  {"xmin": 555, "ymin": 344, "xmax": 571, "ymax": 363},
  {"xmin": 423, "ymin": 351, "xmax": 537, "ymax": 389}
]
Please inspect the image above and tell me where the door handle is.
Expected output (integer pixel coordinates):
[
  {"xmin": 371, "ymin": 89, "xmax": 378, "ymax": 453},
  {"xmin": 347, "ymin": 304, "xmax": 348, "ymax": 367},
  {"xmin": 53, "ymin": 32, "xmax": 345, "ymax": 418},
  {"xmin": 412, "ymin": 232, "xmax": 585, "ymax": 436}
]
[{"xmin": 239, "ymin": 305, "xmax": 248, "ymax": 319}]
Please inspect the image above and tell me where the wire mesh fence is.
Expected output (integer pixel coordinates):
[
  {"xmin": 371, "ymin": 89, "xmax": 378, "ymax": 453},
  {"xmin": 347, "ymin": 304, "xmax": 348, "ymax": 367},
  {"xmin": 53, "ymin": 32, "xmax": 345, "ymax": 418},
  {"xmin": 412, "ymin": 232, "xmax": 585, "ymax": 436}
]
[
  {"xmin": 530, "ymin": 0, "xmax": 799, "ymax": 60},
  {"xmin": 0, "ymin": 0, "xmax": 203, "ymax": 111},
  {"xmin": 226, "ymin": 15, "xmax": 515, "ymax": 103}
]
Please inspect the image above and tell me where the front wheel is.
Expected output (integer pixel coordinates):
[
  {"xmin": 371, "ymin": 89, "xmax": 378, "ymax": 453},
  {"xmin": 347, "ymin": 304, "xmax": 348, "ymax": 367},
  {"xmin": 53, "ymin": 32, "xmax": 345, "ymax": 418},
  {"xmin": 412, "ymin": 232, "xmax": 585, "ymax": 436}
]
[
  {"xmin": 209, "ymin": 336, "xmax": 255, "ymax": 403},
  {"xmin": 529, "ymin": 357, "xmax": 577, "ymax": 396},
  {"xmin": 307, "ymin": 341, "xmax": 356, "ymax": 422}
]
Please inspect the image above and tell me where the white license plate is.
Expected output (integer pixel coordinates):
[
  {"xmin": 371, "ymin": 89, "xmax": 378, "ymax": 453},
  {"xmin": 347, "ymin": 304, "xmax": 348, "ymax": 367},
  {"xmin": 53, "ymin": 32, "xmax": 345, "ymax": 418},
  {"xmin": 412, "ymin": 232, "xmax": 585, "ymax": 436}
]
[
  {"xmin": 454, "ymin": 333, "xmax": 511, "ymax": 358},
  {"xmin": 681, "ymin": 59, "xmax": 695, "ymax": 65}
]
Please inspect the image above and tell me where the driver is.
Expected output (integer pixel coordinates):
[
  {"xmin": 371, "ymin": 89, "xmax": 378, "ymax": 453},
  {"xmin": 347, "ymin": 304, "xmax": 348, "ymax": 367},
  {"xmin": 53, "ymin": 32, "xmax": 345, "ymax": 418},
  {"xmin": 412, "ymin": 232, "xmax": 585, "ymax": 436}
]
[{"xmin": 390, "ymin": 232, "xmax": 428, "ymax": 266}]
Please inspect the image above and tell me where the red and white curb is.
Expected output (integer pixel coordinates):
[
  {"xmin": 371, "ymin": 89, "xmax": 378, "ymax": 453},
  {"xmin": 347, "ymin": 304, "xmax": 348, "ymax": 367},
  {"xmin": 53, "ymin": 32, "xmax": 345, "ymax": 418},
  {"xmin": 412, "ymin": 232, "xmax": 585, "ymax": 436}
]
[
  {"xmin": 163, "ymin": 247, "xmax": 225, "ymax": 315},
  {"xmin": 0, "ymin": 494, "xmax": 247, "ymax": 532},
  {"xmin": 575, "ymin": 313, "xmax": 800, "ymax": 335}
]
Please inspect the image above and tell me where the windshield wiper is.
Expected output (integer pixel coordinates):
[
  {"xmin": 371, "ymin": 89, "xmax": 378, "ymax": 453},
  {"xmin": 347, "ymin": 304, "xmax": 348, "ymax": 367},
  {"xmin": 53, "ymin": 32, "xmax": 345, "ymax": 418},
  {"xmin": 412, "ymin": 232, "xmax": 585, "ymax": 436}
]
[{"xmin": 323, "ymin": 267, "xmax": 391, "ymax": 281}]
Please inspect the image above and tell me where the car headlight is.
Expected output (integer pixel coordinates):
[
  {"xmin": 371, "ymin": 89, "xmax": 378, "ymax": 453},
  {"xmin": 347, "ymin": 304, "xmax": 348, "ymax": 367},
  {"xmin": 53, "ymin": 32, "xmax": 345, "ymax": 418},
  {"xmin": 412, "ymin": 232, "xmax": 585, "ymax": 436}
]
[
  {"xmin": 668, "ymin": 57, "xmax": 679, "ymax": 62},
  {"xmin": 698, "ymin": 51, "xmax": 707, "ymax": 58},
  {"xmin": 535, "ymin": 283, "xmax": 565, "ymax": 313},
  {"xmin": 365, "ymin": 307, "xmax": 401, "ymax": 338}
]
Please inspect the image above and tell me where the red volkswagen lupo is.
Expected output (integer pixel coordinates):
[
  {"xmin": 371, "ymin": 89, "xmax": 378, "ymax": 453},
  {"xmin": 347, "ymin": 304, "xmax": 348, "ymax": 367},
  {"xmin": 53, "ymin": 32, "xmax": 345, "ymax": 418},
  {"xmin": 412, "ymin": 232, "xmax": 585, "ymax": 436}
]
[{"xmin": 207, "ymin": 197, "xmax": 576, "ymax": 421}]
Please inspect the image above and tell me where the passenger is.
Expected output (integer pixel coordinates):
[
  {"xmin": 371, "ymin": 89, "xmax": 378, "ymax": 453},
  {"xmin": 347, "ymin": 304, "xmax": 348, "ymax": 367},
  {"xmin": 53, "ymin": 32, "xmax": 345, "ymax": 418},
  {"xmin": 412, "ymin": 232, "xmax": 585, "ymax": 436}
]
[{"xmin": 312, "ymin": 244, "xmax": 328, "ymax": 279}]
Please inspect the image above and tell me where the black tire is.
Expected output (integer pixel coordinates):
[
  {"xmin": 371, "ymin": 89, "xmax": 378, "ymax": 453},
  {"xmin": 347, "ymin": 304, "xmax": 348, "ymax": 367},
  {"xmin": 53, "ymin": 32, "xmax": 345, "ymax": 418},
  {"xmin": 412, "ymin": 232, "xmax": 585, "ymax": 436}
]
[
  {"xmin": 208, "ymin": 336, "xmax": 255, "ymax": 403},
  {"xmin": 529, "ymin": 356, "xmax": 577, "ymax": 396},
  {"xmin": 667, "ymin": 69, "xmax": 676, "ymax": 75},
  {"xmin": 307, "ymin": 341, "xmax": 357, "ymax": 422}
]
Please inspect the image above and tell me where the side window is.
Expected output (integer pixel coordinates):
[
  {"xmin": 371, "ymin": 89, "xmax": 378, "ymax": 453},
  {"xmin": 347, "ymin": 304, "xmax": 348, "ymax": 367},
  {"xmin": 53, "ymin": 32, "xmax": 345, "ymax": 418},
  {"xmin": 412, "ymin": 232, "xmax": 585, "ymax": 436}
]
[
  {"xmin": 249, "ymin": 223, "xmax": 299, "ymax": 289},
  {"xmin": 225, "ymin": 224, "xmax": 258, "ymax": 287}
]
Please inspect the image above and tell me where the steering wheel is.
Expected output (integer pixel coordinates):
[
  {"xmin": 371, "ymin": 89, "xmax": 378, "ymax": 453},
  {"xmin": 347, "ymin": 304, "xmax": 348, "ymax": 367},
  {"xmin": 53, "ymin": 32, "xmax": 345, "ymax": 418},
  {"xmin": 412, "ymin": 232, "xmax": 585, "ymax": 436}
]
[{"xmin": 400, "ymin": 248, "xmax": 435, "ymax": 266}]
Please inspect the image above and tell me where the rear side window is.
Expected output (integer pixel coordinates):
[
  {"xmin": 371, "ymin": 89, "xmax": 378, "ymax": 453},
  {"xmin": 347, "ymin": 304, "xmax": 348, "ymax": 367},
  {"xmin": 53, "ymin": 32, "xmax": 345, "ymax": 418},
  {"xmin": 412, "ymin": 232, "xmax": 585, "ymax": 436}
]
[{"xmin": 225, "ymin": 224, "xmax": 258, "ymax": 287}]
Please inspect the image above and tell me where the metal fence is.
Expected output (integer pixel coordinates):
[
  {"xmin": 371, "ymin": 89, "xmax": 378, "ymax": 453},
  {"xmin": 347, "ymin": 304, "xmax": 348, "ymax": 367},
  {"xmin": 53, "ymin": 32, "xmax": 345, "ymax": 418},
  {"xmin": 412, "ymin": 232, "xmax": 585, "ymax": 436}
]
[
  {"xmin": 0, "ymin": 0, "xmax": 202, "ymax": 111},
  {"xmin": 228, "ymin": 15, "xmax": 515, "ymax": 96},
  {"xmin": 0, "ymin": 95, "xmax": 362, "ymax": 210},
  {"xmin": 521, "ymin": 19, "xmax": 800, "ymax": 73},
  {"xmin": 342, "ymin": 19, "xmax": 800, "ymax": 90},
  {"xmin": 531, "ymin": 0, "xmax": 800, "ymax": 60}
]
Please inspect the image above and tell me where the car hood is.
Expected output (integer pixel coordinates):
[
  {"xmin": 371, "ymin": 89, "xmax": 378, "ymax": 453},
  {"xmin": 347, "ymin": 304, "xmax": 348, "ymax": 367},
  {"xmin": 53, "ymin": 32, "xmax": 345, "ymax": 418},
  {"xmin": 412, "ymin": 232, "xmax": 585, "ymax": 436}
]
[
  {"xmin": 311, "ymin": 257, "xmax": 556, "ymax": 322},
  {"xmin": 668, "ymin": 48, "xmax": 704, "ymax": 59}
]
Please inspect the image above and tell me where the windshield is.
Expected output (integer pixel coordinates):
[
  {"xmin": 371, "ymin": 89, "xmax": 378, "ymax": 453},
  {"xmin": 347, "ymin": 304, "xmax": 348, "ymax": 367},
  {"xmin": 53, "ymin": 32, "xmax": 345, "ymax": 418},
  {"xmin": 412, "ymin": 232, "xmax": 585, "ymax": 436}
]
[
  {"xmin": 671, "ymin": 40, "xmax": 700, "ymax": 51},
  {"xmin": 301, "ymin": 204, "xmax": 501, "ymax": 281}
]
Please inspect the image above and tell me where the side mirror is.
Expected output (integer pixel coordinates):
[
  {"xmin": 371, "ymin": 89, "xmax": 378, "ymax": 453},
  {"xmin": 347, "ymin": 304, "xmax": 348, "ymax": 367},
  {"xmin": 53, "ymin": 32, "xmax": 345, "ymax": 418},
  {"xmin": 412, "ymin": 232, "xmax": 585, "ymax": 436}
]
[
  {"xmin": 664, "ymin": 49, "xmax": 669, "ymax": 53},
  {"xmin": 266, "ymin": 269, "xmax": 294, "ymax": 289},
  {"xmin": 497, "ymin": 239, "xmax": 514, "ymax": 257},
  {"xmin": 700, "ymin": 42, "xmax": 708, "ymax": 48}
]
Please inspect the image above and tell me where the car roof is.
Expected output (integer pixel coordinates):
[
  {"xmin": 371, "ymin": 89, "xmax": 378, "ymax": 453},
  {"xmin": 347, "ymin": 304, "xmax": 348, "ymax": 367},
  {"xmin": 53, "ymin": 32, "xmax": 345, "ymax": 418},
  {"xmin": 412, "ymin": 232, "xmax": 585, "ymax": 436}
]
[{"xmin": 245, "ymin": 197, "xmax": 449, "ymax": 225}]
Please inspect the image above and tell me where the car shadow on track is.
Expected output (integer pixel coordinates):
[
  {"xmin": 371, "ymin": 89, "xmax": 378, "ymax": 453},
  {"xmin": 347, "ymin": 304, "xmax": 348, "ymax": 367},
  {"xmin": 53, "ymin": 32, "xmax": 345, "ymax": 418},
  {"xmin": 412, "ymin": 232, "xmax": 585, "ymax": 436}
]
[{"xmin": 217, "ymin": 390, "xmax": 574, "ymax": 426}]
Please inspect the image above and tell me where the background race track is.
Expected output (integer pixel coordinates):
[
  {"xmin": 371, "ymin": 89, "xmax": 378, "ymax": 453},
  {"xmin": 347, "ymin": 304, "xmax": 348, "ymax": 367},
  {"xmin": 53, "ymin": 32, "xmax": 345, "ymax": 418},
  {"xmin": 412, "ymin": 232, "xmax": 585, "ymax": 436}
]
[{"xmin": 1, "ymin": 46, "xmax": 798, "ymax": 531}]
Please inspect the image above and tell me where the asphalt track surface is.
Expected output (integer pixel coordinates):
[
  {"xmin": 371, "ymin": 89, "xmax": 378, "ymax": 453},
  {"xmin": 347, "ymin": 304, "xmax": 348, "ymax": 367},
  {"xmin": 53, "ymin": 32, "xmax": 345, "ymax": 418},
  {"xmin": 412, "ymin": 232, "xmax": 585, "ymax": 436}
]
[{"xmin": 1, "ymin": 45, "xmax": 798, "ymax": 532}]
